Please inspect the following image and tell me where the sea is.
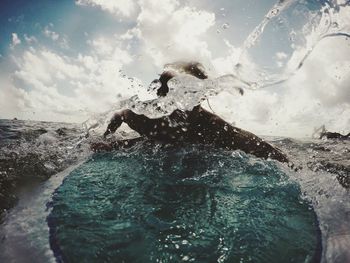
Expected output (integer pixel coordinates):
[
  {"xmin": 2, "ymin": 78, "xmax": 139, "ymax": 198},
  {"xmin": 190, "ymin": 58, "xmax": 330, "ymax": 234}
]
[{"xmin": 0, "ymin": 118, "xmax": 349, "ymax": 263}]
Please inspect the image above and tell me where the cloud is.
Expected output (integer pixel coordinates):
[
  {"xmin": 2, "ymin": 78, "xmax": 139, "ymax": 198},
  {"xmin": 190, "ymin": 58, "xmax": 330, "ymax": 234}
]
[
  {"xmin": 24, "ymin": 34, "xmax": 38, "ymax": 44},
  {"xmin": 2, "ymin": 33, "xmax": 140, "ymax": 122},
  {"xmin": 10, "ymin": 33, "xmax": 21, "ymax": 49},
  {"xmin": 43, "ymin": 25, "xmax": 69, "ymax": 49},
  {"xmin": 43, "ymin": 26, "xmax": 59, "ymax": 41},
  {"xmin": 134, "ymin": 0, "xmax": 215, "ymax": 67},
  {"xmin": 76, "ymin": 0, "xmax": 137, "ymax": 17},
  {"xmin": 282, "ymin": 36, "xmax": 350, "ymax": 131},
  {"xmin": 1, "ymin": 0, "xmax": 349, "ymax": 137},
  {"xmin": 209, "ymin": 35, "xmax": 350, "ymax": 138},
  {"xmin": 78, "ymin": 0, "xmax": 216, "ymax": 69},
  {"xmin": 206, "ymin": 3, "xmax": 350, "ymax": 137},
  {"xmin": 212, "ymin": 39, "xmax": 244, "ymax": 75},
  {"xmin": 0, "ymin": 75, "xmax": 24, "ymax": 118}
]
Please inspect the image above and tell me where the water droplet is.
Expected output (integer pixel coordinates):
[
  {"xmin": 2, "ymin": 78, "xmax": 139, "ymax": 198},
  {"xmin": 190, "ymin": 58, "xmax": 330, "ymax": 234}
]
[
  {"xmin": 289, "ymin": 31, "xmax": 296, "ymax": 42},
  {"xmin": 268, "ymin": 8, "xmax": 279, "ymax": 17},
  {"xmin": 182, "ymin": 256, "xmax": 190, "ymax": 261},
  {"xmin": 250, "ymin": 82, "xmax": 258, "ymax": 89},
  {"xmin": 222, "ymin": 23, "xmax": 230, "ymax": 30},
  {"xmin": 331, "ymin": 22, "xmax": 339, "ymax": 28}
]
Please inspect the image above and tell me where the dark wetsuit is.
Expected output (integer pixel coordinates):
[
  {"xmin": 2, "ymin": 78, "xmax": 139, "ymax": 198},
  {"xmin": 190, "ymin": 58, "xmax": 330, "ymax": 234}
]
[{"xmin": 103, "ymin": 105, "xmax": 289, "ymax": 163}]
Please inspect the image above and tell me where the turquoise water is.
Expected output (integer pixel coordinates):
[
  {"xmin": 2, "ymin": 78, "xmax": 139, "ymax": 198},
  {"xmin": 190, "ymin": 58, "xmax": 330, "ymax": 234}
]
[{"xmin": 48, "ymin": 144, "xmax": 321, "ymax": 263}]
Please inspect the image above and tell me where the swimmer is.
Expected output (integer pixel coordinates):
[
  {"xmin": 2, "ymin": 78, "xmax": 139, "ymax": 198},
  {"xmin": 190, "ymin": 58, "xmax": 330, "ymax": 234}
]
[{"xmin": 95, "ymin": 62, "xmax": 289, "ymax": 163}]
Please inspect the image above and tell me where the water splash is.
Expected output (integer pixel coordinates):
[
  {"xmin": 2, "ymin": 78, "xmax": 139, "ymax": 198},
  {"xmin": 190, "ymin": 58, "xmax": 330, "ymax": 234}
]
[
  {"xmin": 276, "ymin": 138, "xmax": 350, "ymax": 263},
  {"xmin": 88, "ymin": 1, "xmax": 350, "ymax": 132},
  {"xmin": 81, "ymin": 71, "xmax": 249, "ymax": 136},
  {"xmin": 234, "ymin": 0, "xmax": 350, "ymax": 89},
  {"xmin": 241, "ymin": 0, "xmax": 295, "ymax": 50}
]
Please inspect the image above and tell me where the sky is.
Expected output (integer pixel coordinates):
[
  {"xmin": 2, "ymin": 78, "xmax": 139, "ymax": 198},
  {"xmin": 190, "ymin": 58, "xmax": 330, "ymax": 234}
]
[{"xmin": 0, "ymin": 0, "xmax": 349, "ymax": 137}]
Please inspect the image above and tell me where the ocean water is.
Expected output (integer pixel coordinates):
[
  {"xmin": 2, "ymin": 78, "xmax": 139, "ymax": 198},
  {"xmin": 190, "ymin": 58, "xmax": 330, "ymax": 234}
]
[
  {"xmin": 48, "ymin": 146, "xmax": 321, "ymax": 263},
  {"xmin": 1, "ymin": 0, "xmax": 350, "ymax": 262},
  {"xmin": 1, "ymin": 3, "xmax": 350, "ymax": 262},
  {"xmin": 0, "ymin": 119, "xmax": 349, "ymax": 263},
  {"xmin": 0, "ymin": 119, "xmax": 86, "ymax": 213}
]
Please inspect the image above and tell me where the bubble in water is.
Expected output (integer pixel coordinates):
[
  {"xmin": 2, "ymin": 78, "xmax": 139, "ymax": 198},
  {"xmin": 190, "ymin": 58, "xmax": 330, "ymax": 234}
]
[
  {"xmin": 148, "ymin": 80, "xmax": 161, "ymax": 93},
  {"xmin": 182, "ymin": 240, "xmax": 189, "ymax": 245},
  {"xmin": 268, "ymin": 8, "xmax": 280, "ymax": 18},
  {"xmin": 331, "ymin": 22, "xmax": 339, "ymax": 28},
  {"xmin": 182, "ymin": 255, "xmax": 190, "ymax": 261}
]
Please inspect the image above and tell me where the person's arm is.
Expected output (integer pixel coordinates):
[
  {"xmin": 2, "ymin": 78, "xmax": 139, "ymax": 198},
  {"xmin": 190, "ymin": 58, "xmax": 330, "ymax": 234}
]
[
  {"xmin": 103, "ymin": 111, "xmax": 125, "ymax": 138},
  {"xmin": 190, "ymin": 106, "xmax": 290, "ymax": 163},
  {"xmin": 104, "ymin": 109, "xmax": 159, "ymax": 138}
]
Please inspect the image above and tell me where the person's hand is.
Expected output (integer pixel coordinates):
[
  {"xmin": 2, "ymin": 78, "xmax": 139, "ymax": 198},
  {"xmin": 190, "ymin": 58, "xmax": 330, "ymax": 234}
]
[
  {"xmin": 91, "ymin": 142, "xmax": 113, "ymax": 152},
  {"xmin": 103, "ymin": 112, "xmax": 123, "ymax": 138}
]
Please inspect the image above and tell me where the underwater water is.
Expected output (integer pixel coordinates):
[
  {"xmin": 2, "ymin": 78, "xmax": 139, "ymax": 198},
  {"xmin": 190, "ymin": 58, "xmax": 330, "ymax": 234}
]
[{"xmin": 48, "ymin": 145, "xmax": 321, "ymax": 263}]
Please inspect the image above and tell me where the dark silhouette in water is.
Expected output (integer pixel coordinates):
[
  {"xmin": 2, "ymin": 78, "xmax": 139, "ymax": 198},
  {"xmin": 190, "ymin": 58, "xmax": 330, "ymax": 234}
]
[
  {"xmin": 96, "ymin": 62, "xmax": 289, "ymax": 163},
  {"xmin": 315, "ymin": 125, "xmax": 350, "ymax": 140},
  {"xmin": 320, "ymin": 132, "xmax": 350, "ymax": 140}
]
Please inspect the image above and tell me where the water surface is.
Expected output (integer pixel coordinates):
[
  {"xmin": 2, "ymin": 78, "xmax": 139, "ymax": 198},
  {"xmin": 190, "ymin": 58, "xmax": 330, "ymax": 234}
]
[{"xmin": 48, "ymin": 145, "xmax": 321, "ymax": 263}]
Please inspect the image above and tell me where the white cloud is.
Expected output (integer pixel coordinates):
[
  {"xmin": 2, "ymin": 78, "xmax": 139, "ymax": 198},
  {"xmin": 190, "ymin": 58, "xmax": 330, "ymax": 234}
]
[
  {"xmin": 2, "ymin": 34, "xmax": 140, "ymax": 122},
  {"xmin": 206, "ymin": 3, "xmax": 350, "ymax": 138},
  {"xmin": 284, "ymin": 36, "xmax": 350, "ymax": 121},
  {"xmin": 10, "ymin": 33, "xmax": 21, "ymax": 49},
  {"xmin": 76, "ymin": 0, "xmax": 137, "ymax": 17},
  {"xmin": 87, "ymin": 37, "xmax": 114, "ymax": 56},
  {"xmin": 43, "ymin": 25, "xmax": 69, "ymax": 49},
  {"xmin": 0, "ymin": 75, "xmax": 24, "ymax": 118},
  {"xmin": 212, "ymin": 39, "xmax": 244, "ymax": 75},
  {"xmin": 209, "ymin": 35, "xmax": 350, "ymax": 138},
  {"xmin": 79, "ymin": 0, "xmax": 216, "ymax": 69},
  {"xmin": 134, "ymin": 0, "xmax": 215, "ymax": 67},
  {"xmin": 43, "ymin": 26, "xmax": 59, "ymax": 41},
  {"xmin": 24, "ymin": 34, "xmax": 38, "ymax": 44}
]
